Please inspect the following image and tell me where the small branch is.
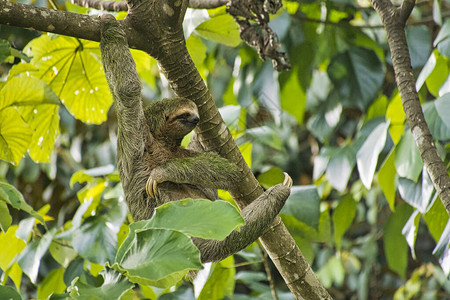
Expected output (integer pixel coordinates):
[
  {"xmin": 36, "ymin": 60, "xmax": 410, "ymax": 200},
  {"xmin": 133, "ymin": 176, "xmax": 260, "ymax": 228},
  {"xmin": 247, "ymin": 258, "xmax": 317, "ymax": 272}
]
[
  {"xmin": 257, "ymin": 243, "xmax": 279, "ymax": 300},
  {"xmin": 371, "ymin": 0, "xmax": 450, "ymax": 216},
  {"xmin": 189, "ymin": 0, "xmax": 228, "ymax": 9}
]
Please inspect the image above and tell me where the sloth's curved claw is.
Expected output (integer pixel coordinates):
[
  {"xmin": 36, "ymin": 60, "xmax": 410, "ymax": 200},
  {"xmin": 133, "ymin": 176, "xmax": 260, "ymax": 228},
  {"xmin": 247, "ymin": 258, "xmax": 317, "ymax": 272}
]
[{"xmin": 282, "ymin": 172, "xmax": 293, "ymax": 188}]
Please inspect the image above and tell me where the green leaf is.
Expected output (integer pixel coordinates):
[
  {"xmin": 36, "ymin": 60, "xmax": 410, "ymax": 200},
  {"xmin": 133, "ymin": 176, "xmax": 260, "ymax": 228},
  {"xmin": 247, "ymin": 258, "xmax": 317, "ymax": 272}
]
[
  {"xmin": 281, "ymin": 185, "xmax": 320, "ymax": 230},
  {"xmin": 187, "ymin": 35, "xmax": 207, "ymax": 69},
  {"xmin": 257, "ymin": 167, "xmax": 285, "ymax": 189},
  {"xmin": 23, "ymin": 35, "xmax": 112, "ymax": 124},
  {"xmin": 49, "ymin": 241, "xmax": 78, "ymax": 268},
  {"xmin": 134, "ymin": 199, "xmax": 244, "ymax": 241},
  {"xmin": 398, "ymin": 168, "xmax": 435, "ymax": 213},
  {"xmin": 317, "ymin": 256, "xmax": 345, "ymax": 288},
  {"xmin": 195, "ymin": 14, "xmax": 241, "ymax": 47},
  {"xmin": 113, "ymin": 228, "xmax": 202, "ymax": 287},
  {"xmin": 18, "ymin": 228, "xmax": 56, "ymax": 283},
  {"xmin": 386, "ymin": 93, "xmax": 405, "ymax": 145},
  {"xmin": 356, "ymin": 121, "xmax": 389, "ymax": 189},
  {"xmin": 0, "ymin": 182, "xmax": 44, "ymax": 223},
  {"xmin": 406, "ymin": 26, "xmax": 431, "ymax": 68},
  {"xmin": 327, "ymin": 47, "xmax": 385, "ymax": 110},
  {"xmin": 434, "ymin": 93, "xmax": 450, "ymax": 128},
  {"xmin": 326, "ymin": 146, "xmax": 355, "ymax": 192},
  {"xmin": 423, "ymin": 101, "xmax": 450, "ymax": 140},
  {"xmin": 0, "ymin": 285, "xmax": 21, "ymax": 300},
  {"xmin": 377, "ymin": 150, "xmax": 396, "ymax": 211},
  {"xmin": 0, "ymin": 107, "xmax": 32, "ymax": 165},
  {"xmin": 383, "ymin": 203, "xmax": 413, "ymax": 279},
  {"xmin": 243, "ymin": 126, "xmax": 283, "ymax": 151},
  {"xmin": 416, "ymin": 51, "xmax": 438, "ymax": 91},
  {"xmin": 394, "ymin": 130, "xmax": 423, "ymax": 182},
  {"xmin": 37, "ymin": 267, "xmax": 66, "ymax": 300},
  {"xmin": 423, "ymin": 197, "xmax": 449, "ymax": 243},
  {"xmin": 0, "ymin": 200, "xmax": 12, "ymax": 232},
  {"xmin": 0, "ymin": 226, "xmax": 26, "ymax": 288},
  {"xmin": 70, "ymin": 165, "xmax": 115, "ymax": 188},
  {"xmin": 71, "ymin": 268, "xmax": 134, "ymax": 300},
  {"xmin": 425, "ymin": 53, "xmax": 449, "ymax": 97},
  {"xmin": 0, "ymin": 76, "xmax": 59, "ymax": 109},
  {"xmin": 72, "ymin": 198, "xmax": 127, "ymax": 264},
  {"xmin": 333, "ymin": 196, "xmax": 356, "ymax": 251},
  {"xmin": 197, "ymin": 256, "xmax": 235, "ymax": 300},
  {"xmin": 434, "ymin": 19, "xmax": 450, "ymax": 57},
  {"xmin": 432, "ymin": 220, "xmax": 450, "ymax": 275},
  {"xmin": 402, "ymin": 210, "xmax": 420, "ymax": 259},
  {"xmin": 280, "ymin": 68, "xmax": 306, "ymax": 124},
  {"xmin": 0, "ymin": 39, "xmax": 11, "ymax": 63}
]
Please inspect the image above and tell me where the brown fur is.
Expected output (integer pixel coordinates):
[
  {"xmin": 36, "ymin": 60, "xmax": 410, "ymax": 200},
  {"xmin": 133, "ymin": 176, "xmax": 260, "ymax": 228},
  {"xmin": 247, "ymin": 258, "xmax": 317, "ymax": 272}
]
[{"xmin": 99, "ymin": 14, "xmax": 292, "ymax": 263}]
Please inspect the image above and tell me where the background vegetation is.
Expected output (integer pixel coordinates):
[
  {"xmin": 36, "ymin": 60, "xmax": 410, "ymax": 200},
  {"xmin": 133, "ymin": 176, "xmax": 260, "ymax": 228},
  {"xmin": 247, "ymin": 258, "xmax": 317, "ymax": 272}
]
[{"xmin": 1, "ymin": 0, "xmax": 450, "ymax": 299}]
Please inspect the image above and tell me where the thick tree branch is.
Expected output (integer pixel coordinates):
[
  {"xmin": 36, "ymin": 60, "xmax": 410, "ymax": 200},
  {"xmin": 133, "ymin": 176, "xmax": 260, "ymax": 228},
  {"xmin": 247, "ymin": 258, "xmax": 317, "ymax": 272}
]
[
  {"xmin": 70, "ymin": 0, "xmax": 228, "ymax": 11},
  {"xmin": 371, "ymin": 0, "xmax": 450, "ymax": 215}
]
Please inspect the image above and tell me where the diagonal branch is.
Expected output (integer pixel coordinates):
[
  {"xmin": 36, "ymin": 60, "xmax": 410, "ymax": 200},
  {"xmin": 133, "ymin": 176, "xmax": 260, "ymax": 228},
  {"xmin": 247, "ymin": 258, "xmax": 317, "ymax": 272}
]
[
  {"xmin": 371, "ymin": 0, "xmax": 450, "ymax": 215},
  {"xmin": 69, "ymin": 0, "xmax": 228, "ymax": 11}
]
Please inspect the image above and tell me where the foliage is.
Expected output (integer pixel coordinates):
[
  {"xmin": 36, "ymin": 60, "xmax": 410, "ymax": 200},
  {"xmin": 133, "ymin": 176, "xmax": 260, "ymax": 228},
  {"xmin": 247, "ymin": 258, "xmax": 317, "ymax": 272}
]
[{"xmin": 1, "ymin": 0, "xmax": 450, "ymax": 299}]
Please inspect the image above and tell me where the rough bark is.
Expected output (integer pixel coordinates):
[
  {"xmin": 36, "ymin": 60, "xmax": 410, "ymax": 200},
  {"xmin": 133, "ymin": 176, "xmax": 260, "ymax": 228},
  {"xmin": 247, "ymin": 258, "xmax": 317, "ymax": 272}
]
[
  {"xmin": 0, "ymin": 0, "xmax": 331, "ymax": 298},
  {"xmin": 371, "ymin": 0, "xmax": 450, "ymax": 215}
]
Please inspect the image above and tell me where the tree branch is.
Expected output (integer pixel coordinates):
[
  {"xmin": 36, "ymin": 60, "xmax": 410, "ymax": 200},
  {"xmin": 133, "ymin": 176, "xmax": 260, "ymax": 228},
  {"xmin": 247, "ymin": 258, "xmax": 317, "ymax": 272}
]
[
  {"xmin": 371, "ymin": 0, "xmax": 450, "ymax": 215},
  {"xmin": 69, "ymin": 0, "xmax": 228, "ymax": 11}
]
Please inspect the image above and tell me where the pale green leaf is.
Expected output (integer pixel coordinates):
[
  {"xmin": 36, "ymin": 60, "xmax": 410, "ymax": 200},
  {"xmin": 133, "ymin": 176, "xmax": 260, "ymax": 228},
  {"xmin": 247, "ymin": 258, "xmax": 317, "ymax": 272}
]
[
  {"xmin": 326, "ymin": 146, "xmax": 355, "ymax": 192},
  {"xmin": 187, "ymin": 35, "xmax": 207, "ymax": 69},
  {"xmin": 386, "ymin": 93, "xmax": 405, "ymax": 145},
  {"xmin": 0, "ymin": 107, "xmax": 32, "ymax": 165},
  {"xmin": 395, "ymin": 130, "xmax": 423, "ymax": 182},
  {"xmin": 356, "ymin": 121, "xmax": 389, "ymax": 189},
  {"xmin": 18, "ymin": 228, "xmax": 56, "ymax": 283},
  {"xmin": 402, "ymin": 210, "xmax": 420, "ymax": 259},
  {"xmin": 333, "ymin": 196, "xmax": 356, "ymax": 251},
  {"xmin": 423, "ymin": 198, "xmax": 449, "ymax": 243},
  {"xmin": 49, "ymin": 241, "xmax": 78, "ymax": 268},
  {"xmin": 0, "ymin": 226, "xmax": 26, "ymax": 288},
  {"xmin": 195, "ymin": 14, "xmax": 241, "ymax": 47},
  {"xmin": 317, "ymin": 256, "xmax": 345, "ymax": 288},
  {"xmin": 24, "ymin": 34, "xmax": 112, "ymax": 124},
  {"xmin": 0, "ymin": 285, "xmax": 21, "ymax": 300},
  {"xmin": 280, "ymin": 68, "xmax": 306, "ymax": 124},
  {"xmin": 281, "ymin": 185, "xmax": 320, "ymax": 230}
]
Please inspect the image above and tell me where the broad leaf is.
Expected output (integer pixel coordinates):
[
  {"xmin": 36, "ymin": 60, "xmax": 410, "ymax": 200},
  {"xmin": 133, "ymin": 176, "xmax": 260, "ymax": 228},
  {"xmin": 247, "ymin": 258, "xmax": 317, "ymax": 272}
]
[
  {"xmin": 23, "ymin": 34, "xmax": 112, "ymax": 124},
  {"xmin": 113, "ymin": 228, "xmax": 202, "ymax": 287},
  {"xmin": 37, "ymin": 268, "xmax": 66, "ymax": 300},
  {"xmin": 378, "ymin": 150, "xmax": 396, "ymax": 211},
  {"xmin": 327, "ymin": 47, "xmax": 385, "ymax": 110},
  {"xmin": 0, "ymin": 226, "xmax": 26, "ymax": 288},
  {"xmin": 0, "ymin": 201, "xmax": 11, "ymax": 232},
  {"xmin": 195, "ymin": 14, "xmax": 240, "ymax": 47},
  {"xmin": 0, "ymin": 107, "xmax": 32, "ymax": 165},
  {"xmin": 326, "ymin": 146, "xmax": 355, "ymax": 192},
  {"xmin": 356, "ymin": 121, "xmax": 389, "ymax": 189},
  {"xmin": 0, "ymin": 286, "xmax": 21, "ymax": 300},
  {"xmin": 402, "ymin": 210, "xmax": 420, "ymax": 259},
  {"xmin": 0, "ymin": 182, "xmax": 44, "ymax": 223},
  {"xmin": 281, "ymin": 185, "xmax": 320, "ymax": 230},
  {"xmin": 197, "ymin": 256, "xmax": 235, "ymax": 300},
  {"xmin": 423, "ymin": 198, "xmax": 449, "ymax": 243},
  {"xmin": 280, "ymin": 67, "xmax": 306, "ymax": 124}
]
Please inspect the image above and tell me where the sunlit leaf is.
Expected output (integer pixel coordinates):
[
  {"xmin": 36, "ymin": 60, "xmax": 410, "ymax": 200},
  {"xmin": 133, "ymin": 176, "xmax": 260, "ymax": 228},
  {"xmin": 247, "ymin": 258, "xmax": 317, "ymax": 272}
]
[
  {"xmin": 0, "ymin": 226, "xmax": 26, "ymax": 288},
  {"xmin": 0, "ymin": 107, "xmax": 32, "ymax": 165},
  {"xmin": 195, "ymin": 14, "xmax": 240, "ymax": 47},
  {"xmin": 378, "ymin": 150, "xmax": 396, "ymax": 211},
  {"xmin": 423, "ymin": 198, "xmax": 449, "ymax": 243},
  {"xmin": 0, "ymin": 201, "xmax": 11, "ymax": 232},
  {"xmin": 0, "ymin": 182, "xmax": 44, "ymax": 223},
  {"xmin": 326, "ymin": 146, "xmax": 355, "ymax": 192},
  {"xmin": 37, "ymin": 268, "xmax": 66, "ymax": 300},
  {"xmin": 24, "ymin": 34, "xmax": 112, "ymax": 124},
  {"xmin": 386, "ymin": 93, "xmax": 405, "ymax": 145},
  {"xmin": 280, "ymin": 68, "xmax": 306, "ymax": 124}
]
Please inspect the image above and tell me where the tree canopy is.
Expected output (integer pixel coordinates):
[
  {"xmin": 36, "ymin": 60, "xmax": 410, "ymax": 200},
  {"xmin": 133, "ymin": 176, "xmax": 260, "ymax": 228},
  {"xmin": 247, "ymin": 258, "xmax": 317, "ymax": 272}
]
[{"xmin": 1, "ymin": 0, "xmax": 450, "ymax": 299}]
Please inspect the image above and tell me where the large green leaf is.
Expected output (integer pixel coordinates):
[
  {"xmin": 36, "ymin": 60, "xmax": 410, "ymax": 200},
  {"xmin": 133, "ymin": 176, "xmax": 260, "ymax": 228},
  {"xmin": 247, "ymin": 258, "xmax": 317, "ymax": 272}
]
[
  {"xmin": 280, "ymin": 67, "xmax": 306, "ymax": 124},
  {"xmin": 18, "ymin": 228, "xmax": 56, "ymax": 283},
  {"xmin": 383, "ymin": 203, "xmax": 413, "ymax": 279},
  {"xmin": 23, "ymin": 34, "xmax": 112, "ymax": 124},
  {"xmin": 405, "ymin": 26, "xmax": 431, "ymax": 69},
  {"xmin": 113, "ymin": 228, "xmax": 202, "ymax": 287},
  {"xmin": 195, "ymin": 14, "xmax": 240, "ymax": 47},
  {"xmin": 398, "ymin": 169, "xmax": 435, "ymax": 213},
  {"xmin": 423, "ymin": 100, "xmax": 450, "ymax": 140},
  {"xmin": 394, "ymin": 130, "xmax": 423, "ymax": 182},
  {"xmin": 333, "ymin": 196, "xmax": 356, "ymax": 251},
  {"xmin": 0, "ymin": 226, "xmax": 26, "ymax": 288},
  {"xmin": 281, "ymin": 185, "xmax": 320, "ymax": 230},
  {"xmin": 423, "ymin": 198, "xmax": 449, "ymax": 243},
  {"xmin": 327, "ymin": 47, "xmax": 385, "ymax": 110},
  {"xmin": 356, "ymin": 121, "xmax": 389, "ymax": 189}
]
